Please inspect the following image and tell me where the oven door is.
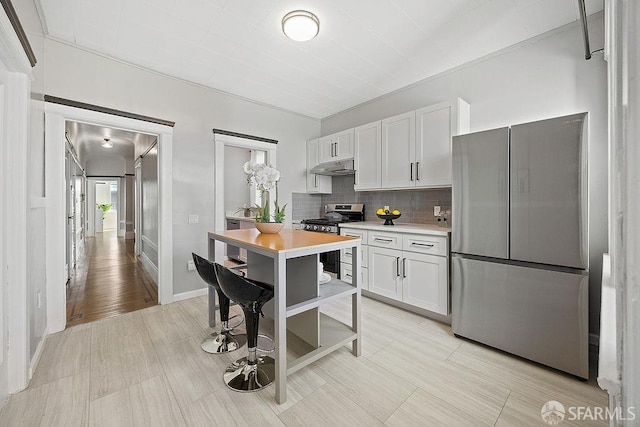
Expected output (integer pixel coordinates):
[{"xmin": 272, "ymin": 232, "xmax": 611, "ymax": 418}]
[{"xmin": 320, "ymin": 250, "xmax": 340, "ymax": 277}]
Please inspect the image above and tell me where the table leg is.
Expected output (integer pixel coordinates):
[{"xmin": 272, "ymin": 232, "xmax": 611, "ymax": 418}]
[
  {"xmin": 274, "ymin": 254, "xmax": 287, "ymax": 404},
  {"xmin": 352, "ymin": 243, "xmax": 362, "ymax": 356}
]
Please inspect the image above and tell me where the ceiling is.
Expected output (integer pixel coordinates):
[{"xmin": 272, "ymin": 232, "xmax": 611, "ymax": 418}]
[
  {"xmin": 39, "ymin": 0, "xmax": 603, "ymax": 119},
  {"xmin": 65, "ymin": 121, "xmax": 153, "ymax": 162}
]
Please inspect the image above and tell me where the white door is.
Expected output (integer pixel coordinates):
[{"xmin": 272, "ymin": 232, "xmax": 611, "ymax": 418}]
[
  {"xmin": 333, "ymin": 129, "xmax": 354, "ymax": 161},
  {"xmin": 354, "ymin": 121, "xmax": 382, "ymax": 190},
  {"xmin": 415, "ymin": 105, "xmax": 452, "ymax": 187},
  {"xmin": 65, "ymin": 152, "xmax": 74, "ymax": 280},
  {"xmin": 402, "ymin": 252, "xmax": 448, "ymax": 315},
  {"xmin": 318, "ymin": 135, "xmax": 334, "ymax": 163},
  {"xmin": 382, "ymin": 111, "xmax": 415, "ymax": 189},
  {"xmin": 368, "ymin": 246, "xmax": 402, "ymax": 300}
]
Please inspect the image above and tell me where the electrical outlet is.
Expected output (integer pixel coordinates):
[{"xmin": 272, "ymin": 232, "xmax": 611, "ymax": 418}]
[
  {"xmin": 434, "ymin": 206, "xmax": 441, "ymax": 216},
  {"xmin": 187, "ymin": 260, "xmax": 196, "ymax": 271},
  {"xmin": 188, "ymin": 214, "xmax": 199, "ymax": 224},
  {"xmin": 37, "ymin": 291, "xmax": 41, "ymax": 309}
]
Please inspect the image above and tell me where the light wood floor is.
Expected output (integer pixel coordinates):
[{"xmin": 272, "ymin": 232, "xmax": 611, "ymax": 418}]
[
  {"xmin": 1, "ymin": 294, "xmax": 607, "ymax": 426},
  {"xmin": 66, "ymin": 230, "xmax": 158, "ymax": 327}
]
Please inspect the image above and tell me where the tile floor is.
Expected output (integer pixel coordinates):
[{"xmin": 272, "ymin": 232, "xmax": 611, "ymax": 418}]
[{"xmin": 0, "ymin": 295, "xmax": 607, "ymax": 426}]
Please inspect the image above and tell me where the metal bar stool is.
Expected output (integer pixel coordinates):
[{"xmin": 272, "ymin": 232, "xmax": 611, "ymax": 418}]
[
  {"xmin": 213, "ymin": 263, "xmax": 275, "ymax": 392},
  {"xmin": 192, "ymin": 253, "xmax": 247, "ymax": 353}
]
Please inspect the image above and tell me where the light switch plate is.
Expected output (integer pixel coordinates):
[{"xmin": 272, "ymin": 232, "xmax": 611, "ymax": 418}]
[
  {"xmin": 188, "ymin": 214, "xmax": 199, "ymax": 224},
  {"xmin": 187, "ymin": 260, "xmax": 196, "ymax": 271},
  {"xmin": 434, "ymin": 206, "xmax": 441, "ymax": 216}
]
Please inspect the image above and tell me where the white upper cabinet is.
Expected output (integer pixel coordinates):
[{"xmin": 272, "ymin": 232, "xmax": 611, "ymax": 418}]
[
  {"xmin": 354, "ymin": 121, "xmax": 382, "ymax": 191},
  {"xmin": 381, "ymin": 111, "xmax": 416, "ymax": 189},
  {"xmin": 306, "ymin": 138, "xmax": 332, "ymax": 194},
  {"xmin": 371, "ymin": 98, "xmax": 469, "ymax": 191},
  {"xmin": 415, "ymin": 99, "xmax": 470, "ymax": 187},
  {"xmin": 319, "ymin": 129, "xmax": 355, "ymax": 163}
]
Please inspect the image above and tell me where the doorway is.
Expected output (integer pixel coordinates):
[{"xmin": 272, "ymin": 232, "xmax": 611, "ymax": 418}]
[{"xmin": 45, "ymin": 104, "xmax": 174, "ymax": 334}]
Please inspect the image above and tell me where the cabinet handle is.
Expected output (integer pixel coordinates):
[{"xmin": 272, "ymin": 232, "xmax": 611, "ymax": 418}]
[
  {"xmin": 396, "ymin": 257, "xmax": 400, "ymax": 276},
  {"xmin": 402, "ymin": 258, "xmax": 407, "ymax": 278},
  {"xmin": 410, "ymin": 163, "xmax": 414, "ymax": 181},
  {"xmin": 416, "ymin": 162, "xmax": 420, "ymax": 181},
  {"xmin": 334, "ymin": 142, "xmax": 338, "ymax": 157},
  {"xmin": 345, "ymin": 273, "xmax": 352, "ymax": 278},
  {"xmin": 346, "ymin": 234, "xmax": 359, "ymax": 238},
  {"xmin": 374, "ymin": 237, "xmax": 393, "ymax": 243},
  {"xmin": 314, "ymin": 174, "xmax": 318, "ymax": 188},
  {"xmin": 410, "ymin": 242, "xmax": 434, "ymax": 248},
  {"xmin": 345, "ymin": 251, "xmax": 352, "ymax": 257}
]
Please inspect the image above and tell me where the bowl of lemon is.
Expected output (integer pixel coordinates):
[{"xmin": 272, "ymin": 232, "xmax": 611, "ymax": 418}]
[{"xmin": 376, "ymin": 208, "xmax": 401, "ymax": 225}]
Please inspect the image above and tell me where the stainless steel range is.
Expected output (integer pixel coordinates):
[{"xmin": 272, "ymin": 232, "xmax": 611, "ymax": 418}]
[{"xmin": 301, "ymin": 204, "xmax": 365, "ymax": 276}]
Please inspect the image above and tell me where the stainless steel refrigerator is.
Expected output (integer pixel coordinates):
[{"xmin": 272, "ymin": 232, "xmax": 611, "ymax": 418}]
[{"xmin": 451, "ymin": 112, "xmax": 589, "ymax": 379}]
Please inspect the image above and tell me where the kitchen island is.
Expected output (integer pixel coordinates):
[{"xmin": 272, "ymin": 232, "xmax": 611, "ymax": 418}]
[{"xmin": 208, "ymin": 228, "xmax": 361, "ymax": 404}]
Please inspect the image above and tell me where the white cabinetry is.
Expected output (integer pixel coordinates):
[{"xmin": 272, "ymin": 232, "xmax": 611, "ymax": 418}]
[
  {"xmin": 381, "ymin": 111, "xmax": 415, "ymax": 189},
  {"xmin": 415, "ymin": 99, "xmax": 470, "ymax": 187},
  {"xmin": 354, "ymin": 121, "xmax": 382, "ymax": 190},
  {"xmin": 339, "ymin": 229, "xmax": 368, "ymax": 290},
  {"xmin": 306, "ymin": 138, "xmax": 331, "ymax": 194},
  {"xmin": 319, "ymin": 129, "xmax": 354, "ymax": 163},
  {"xmin": 342, "ymin": 225, "xmax": 450, "ymax": 316}
]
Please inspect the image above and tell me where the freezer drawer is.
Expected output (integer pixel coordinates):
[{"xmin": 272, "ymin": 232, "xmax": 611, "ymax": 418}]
[
  {"xmin": 452, "ymin": 127, "xmax": 509, "ymax": 259},
  {"xmin": 451, "ymin": 256, "xmax": 589, "ymax": 379},
  {"xmin": 510, "ymin": 113, "xmax": 588, "ymax": 269}
]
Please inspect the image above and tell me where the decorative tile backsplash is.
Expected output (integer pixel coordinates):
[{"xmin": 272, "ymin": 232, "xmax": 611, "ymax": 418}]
[{"xmin": 292, "ymin": 175, "xmax": 451, "ymax": 225}]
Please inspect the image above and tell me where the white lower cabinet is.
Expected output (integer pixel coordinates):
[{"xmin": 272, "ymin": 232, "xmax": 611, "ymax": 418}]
[
  {"xmin": 340, "ymin": 263, "xmax": 369, "ymax": 290},
  {"xmin": 401, "ymin": 252, "xmax": 448, "ymax": 315},
  {"xmin": 342, "ymin": 225, "xmax": 450, "ymax": 316},
  {"xmin": 368, "ymin": 247, "xmax": 402, "ymax": 300}
]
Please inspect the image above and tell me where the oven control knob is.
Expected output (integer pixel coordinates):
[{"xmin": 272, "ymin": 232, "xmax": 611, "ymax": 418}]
[
  {"xmin": 320, "ymin": 226, "xmax": 325, "ymax": 231},
  {"xmin": 313, "ymin": 225, "xmax": 318, "ymax": 230}
]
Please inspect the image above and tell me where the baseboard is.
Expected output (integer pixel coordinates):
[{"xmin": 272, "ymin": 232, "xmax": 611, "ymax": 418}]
[
  {"xmin": 29, "ymin": 327, "xmax": 49, "ymax": 380},
  {"xmin": 590, "ymin": 333, "xmax": 600, "ymax": 347},
  {"xmin": 172, "ymin": 287, "xmax": 207, "ymax": 302},
  {"xmin": 140, "ymin": 252, "xmax": 158, "ymax": 283}
]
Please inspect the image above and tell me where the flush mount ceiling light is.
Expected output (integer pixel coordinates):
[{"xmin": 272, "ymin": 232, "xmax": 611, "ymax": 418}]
[
  {"xmin": 102, "ymin": 138, "xmax": 113, "ymax": 148},
  {"xmin": 282, "ymin": 10, "xmax": 319, "ymax": 42}
]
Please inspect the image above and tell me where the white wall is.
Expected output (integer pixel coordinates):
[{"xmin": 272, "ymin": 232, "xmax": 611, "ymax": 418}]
[
  {"xmin": 85, "ymin": 155, "xmax": 126, "ymax": 177},
  {"xmin": 95, "ymin": 182, "xmax": 111, "ymax": 204},
  {"xmin": 224, "ymin": 146, "xmax": 251, "ymax": 213},
  {"xmin": 322, "ymin": 15, "xmax": 608, "ymax": 337},
  {"xmin": 42, "ymin": 39, "xmax": 319, "ymax": 296},
  {"xmin": 12, "ymin": 0, "xmax": 48, "ymax": 368}
]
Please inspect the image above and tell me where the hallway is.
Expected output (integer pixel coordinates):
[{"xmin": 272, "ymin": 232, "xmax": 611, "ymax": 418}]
[{"xmin": 66, "ymin": 230, "xmax": 158, "ymax": 327}]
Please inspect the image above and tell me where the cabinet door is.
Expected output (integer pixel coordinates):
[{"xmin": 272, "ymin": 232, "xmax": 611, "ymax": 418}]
[
  {"xmin": 382, "ymin": 111, "xmax": 415, "ymax": 189},
  {"xmin": 354, "ymin": 121, "xmax": 382, "ymax": 190},
  {"xmin": 415, "ymin": 104, "xmax": 453, "ymax": 187},
  {"xmin": 402, "ymin": 252, "xmax": 448, "ymax": 315},
  {"xmin": 368, "ymin": 246, "xmax": 402, "ymax": 300},
  {"xmin": 334, "ymin": 129, "xmax": 354, "ymax": 161},
  {"xmin": 318, "ymin": 135, "xmax": 334, "ymax": 163},
  {"xmin": 306, "ymin": 138, "xmax": 332, "ymax": 194}
]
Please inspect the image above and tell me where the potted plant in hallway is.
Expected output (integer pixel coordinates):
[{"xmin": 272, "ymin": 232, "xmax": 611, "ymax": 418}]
[{"xmin": 243, "ymin": 162, "xmax": 286, "ymax": 234}]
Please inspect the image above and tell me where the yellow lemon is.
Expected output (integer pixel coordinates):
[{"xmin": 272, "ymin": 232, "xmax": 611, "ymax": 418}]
[
  {"xmin": 392, "ymin": 210, "xmax": 400, "ymax": 215},
  {"xmin": 376, "ymin": 208, "xmax": 385, "ymax": 215}
]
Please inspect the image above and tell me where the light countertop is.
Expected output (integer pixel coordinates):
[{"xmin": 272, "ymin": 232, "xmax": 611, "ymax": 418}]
[
  {"xmin": 226, "ymin": 215, "xmax": 256, "ymax": 223},
  {"xmin": 209, "ymin": 228, "xmax": 359, "ymax": 255},
  {"xmin": 339, "ymin": 221, "xmax": 450, "ymax": 236}
]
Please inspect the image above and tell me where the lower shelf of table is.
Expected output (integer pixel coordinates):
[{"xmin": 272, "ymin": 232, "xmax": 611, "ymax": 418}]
[{"xmin": 286, "ymin": 313, "xmax": 357, "ymax": 375}]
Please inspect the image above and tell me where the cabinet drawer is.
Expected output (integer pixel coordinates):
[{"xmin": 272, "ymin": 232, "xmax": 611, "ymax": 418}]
[
  {"xmin": 340, "ymin": 228, "xmax": 368, "ymax": 241},
  {"xmin": 340, "ymin": 264, "xmax": 368, "ymax": 290},
  {"xmin": 403, "ymin": 234, "xmax": 447, "ymax": 256},
  {"xmin": 368, "ymin": 231, "xmax": 402, "ymax": 250},
  {"xmin": 341, "ymin": 245, "xmax": 368, "ymax": 268}
]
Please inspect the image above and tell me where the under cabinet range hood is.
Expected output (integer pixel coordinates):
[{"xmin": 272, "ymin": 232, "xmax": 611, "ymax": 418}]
[{"xmin": 310, "ymin": 159, "xmax": 355, "ymax": 176}]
